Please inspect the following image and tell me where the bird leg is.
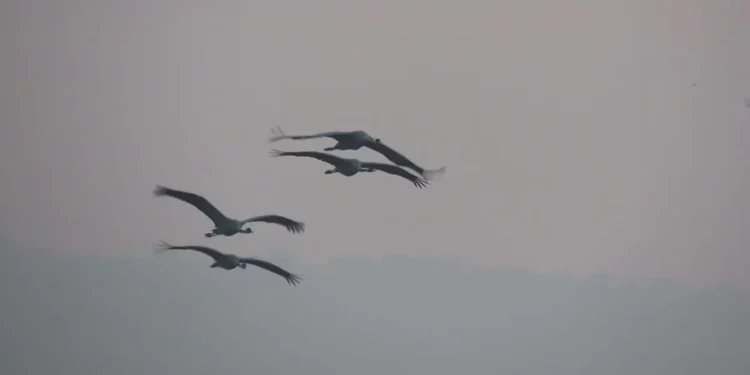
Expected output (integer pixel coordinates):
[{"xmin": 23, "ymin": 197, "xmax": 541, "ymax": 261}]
[
  {"xmin": 324, "ymin": 169, "xmax": 337, "ymax": 174},
  {"xmin": 205, "ymin": 232, "xmax": 218, "ymax": 238}
]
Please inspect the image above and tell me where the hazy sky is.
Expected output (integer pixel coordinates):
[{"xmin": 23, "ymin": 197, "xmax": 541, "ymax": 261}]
[
  {"xmin": 1, "ymin": 0, "xmax": 749, "ymax": 287},
  {"xmin": 2, "ymin": 246, "xmax": 750, "ymax": 374}
]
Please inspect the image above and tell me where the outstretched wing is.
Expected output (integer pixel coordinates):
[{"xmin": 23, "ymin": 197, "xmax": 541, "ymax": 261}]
[
  {"xmin": 239, "ymin": 257, "xmax": 302, "ymax": 285},
  {"xmin": 365, "ymin": 142, "xmax": 446, "ymax": 181},
  {"xmin": 153, "ymin": 186, "xmax": 229, "ymax": 226},
  {"xmin": 361, "ymin": 162, "xmax": 429, "ymax": 189},
  {"xmin": 243, "ymin": 215, "xmax": 305, "ymax": 234},
  {"xmin": 269, "ymin": 149, "xmax": 347, "ymax": 168},
  {"xmin": 269, "ymin": 126, "xmax": 351, "ymax": 143},
  {"xmin": 155, "ymin": 241, "xmax": 226, "ymax": 262}
]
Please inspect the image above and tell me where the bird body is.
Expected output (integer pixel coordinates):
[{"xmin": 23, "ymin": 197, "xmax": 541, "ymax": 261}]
[
  {"xmin": 269, "ymin": 149, "xmax": 429, "ymax": 188},
  {"xmin": 153, "ymin": 186, "xmax": 305, "ymax": 238},
  {"xmin": 269, "ymin": 126, "xmax": 446, "ymax": 181},
  {"xmin": 155, "ymin": 242, "xmax": 302, "ymax": 285},
  {"xmin": 210, "ymin": 254, "xmax": 243, "ymax": 269}
]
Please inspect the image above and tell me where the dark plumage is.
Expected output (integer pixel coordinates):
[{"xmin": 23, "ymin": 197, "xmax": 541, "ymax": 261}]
[
  {"xmin": 155, "ymin": 242, "xmax": 302, "ymax": 285},
  {"xmin": 153, "ymin": 185, "xmax": 305, "ymax": 238},
  {"xmin": 269, "ymin": 126, "xmax": 446, "ymax": 181},
  {"xmin": 269, "ymin": 149, "xmax": 429, "ymax": 189}
]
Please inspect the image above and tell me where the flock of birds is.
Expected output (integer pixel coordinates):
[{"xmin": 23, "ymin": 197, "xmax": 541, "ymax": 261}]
[{"xmin": 153, "ymin": 126, "xmax": 446, "ymax": 286}]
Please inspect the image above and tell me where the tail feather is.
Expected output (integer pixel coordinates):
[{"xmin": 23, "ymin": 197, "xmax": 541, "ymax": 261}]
[{"xmin": 422, "ymin": 166, "xmax": 446, "ymax": 181}]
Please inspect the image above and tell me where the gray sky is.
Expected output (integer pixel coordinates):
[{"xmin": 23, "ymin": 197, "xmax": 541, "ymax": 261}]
[{"xmin": 1, "ymin": 0, "xmax": 749, "ymax": 287}]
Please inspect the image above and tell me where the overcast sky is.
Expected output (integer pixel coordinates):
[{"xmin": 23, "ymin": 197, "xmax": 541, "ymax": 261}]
[{"xmin": 1, "ymin": 0, "xmax": 749, "ymax": 288}]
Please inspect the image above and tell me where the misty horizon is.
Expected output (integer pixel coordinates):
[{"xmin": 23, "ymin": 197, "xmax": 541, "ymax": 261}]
[{"xmin": 2, "ymin": 240, "xmax": 749, "ymax": 374}]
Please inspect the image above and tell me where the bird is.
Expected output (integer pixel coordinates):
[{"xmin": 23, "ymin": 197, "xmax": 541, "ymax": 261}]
[
  {"xmin": 155, "ymin": 241, "xmax": 302, "ymax": 285},
  {"xmin": 269, "ymin": 149, "xmax": 429, "ymax": 189},
  {"xmin": 269, "ymin": 126, "xmax": 446, "ymax": 181},
  {"xmin": 153, "ymin": 185, "xmax": 305, "ymax": 238},
  {"xmin": 269, "ymin": 126, "xmax": 377, "ymax": 151}
]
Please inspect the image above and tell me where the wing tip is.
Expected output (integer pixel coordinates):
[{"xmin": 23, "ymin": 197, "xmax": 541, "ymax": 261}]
[
  {"xmin": 269, "ymin": 125, "xmax": 288, "ymax": 143},
  {"xmin": 154, "ymin": 240, "xmax": 173, "ymax": 253},
  {"xmin": 288, "ymin": 274, "xmax": 303, "ymax": 286},
  {"xmin": 269, "ymin": 149, "xmax": 284, "ymax": 157},
  {"xmin": 293, "ymin": 222, "xmax": 306, "ymax": 233},
  {"xmin": 153, "ymin": 185, "xmax": 169, "ymax": 196}
]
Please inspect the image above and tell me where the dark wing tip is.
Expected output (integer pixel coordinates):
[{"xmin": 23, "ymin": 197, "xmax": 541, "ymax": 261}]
[
  {"xmin": 404, "ymin": 171, "xmax": 429, "ymax": 189},
  {"xmin": 286, "ymin": 274, "xmax": 303, "ymax": 285},
  {"xmin": 288, "ymin": 221, "xmax": 306, "ymax": 234},
  {"xmin": 414, "ymin": 177, "xmax": 429, "ymax": 189},
  {"xmin": 153, "ymin": 185, "xmax": 169, "ymax": 196}
]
